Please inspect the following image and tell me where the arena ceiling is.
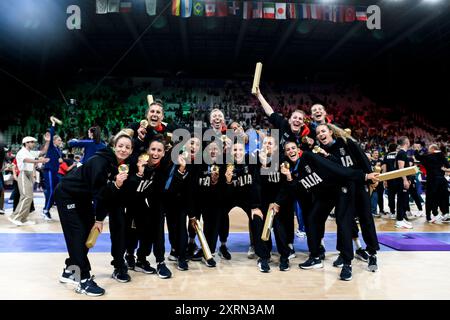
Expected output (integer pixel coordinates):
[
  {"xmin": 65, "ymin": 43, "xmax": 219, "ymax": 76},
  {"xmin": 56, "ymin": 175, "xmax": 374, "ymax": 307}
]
[{"xmin": 1, "ymin": 0, "xmax": 449, "ymax": 80}]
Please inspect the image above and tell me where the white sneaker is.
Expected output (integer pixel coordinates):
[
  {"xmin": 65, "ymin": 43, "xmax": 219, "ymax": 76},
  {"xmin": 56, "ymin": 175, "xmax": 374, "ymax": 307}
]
[
  {"xmin": 22, "ymin": 220, "xmax": 36, "ymax": 226},
  {"xmin": 431, "ymin": 214, "xmax": 444, "ymax": 224},
  {"xmin": 295, "ymin": 230, "xmax": 307, "ymax": 238},
  {"xmin": 8, "ymin": 217, "xmax": 24, "ymax": 226},
  {"xmin": 247, "ymin": 246, "xmax": 256, "ymax": 259},
  {"xmin": 390, "ymin": 213, "xmax": 397, "ymax": 220},
  {"xmin": 440, "ymin": 214, "xmax": 450, "ymax": 223},
  {"xmin": 395, "ymin": 220, "xmax": 413, "ymax": 229}
]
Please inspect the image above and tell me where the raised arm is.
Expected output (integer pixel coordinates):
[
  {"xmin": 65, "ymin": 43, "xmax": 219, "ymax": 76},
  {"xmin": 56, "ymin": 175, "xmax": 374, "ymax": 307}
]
[{"xmin": 253, "ymin": 87, "xmax": 274, "ymax": 117}]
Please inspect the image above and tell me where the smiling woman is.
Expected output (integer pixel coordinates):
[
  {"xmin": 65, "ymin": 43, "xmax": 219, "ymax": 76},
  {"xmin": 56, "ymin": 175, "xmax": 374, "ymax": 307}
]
[{"xmin": 54, "ymin": 131, "xmax": 133, "ymax": 296}]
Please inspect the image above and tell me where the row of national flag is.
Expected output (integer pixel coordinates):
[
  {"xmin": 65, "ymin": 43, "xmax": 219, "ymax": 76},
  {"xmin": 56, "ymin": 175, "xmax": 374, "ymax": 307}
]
[
  {"xmin": 172, "ymin": 1, "xmax": 368, "ymax": 22},
  {"xmin": 96, "ymin": 0, "xmax": 157, "ymax": 15}
]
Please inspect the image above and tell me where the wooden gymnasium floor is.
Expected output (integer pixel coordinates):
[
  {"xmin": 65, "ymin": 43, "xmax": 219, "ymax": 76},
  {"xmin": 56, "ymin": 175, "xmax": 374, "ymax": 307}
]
[{"xmin": 1, "ymin": 192, "xmax": 450, "ymax": 300}]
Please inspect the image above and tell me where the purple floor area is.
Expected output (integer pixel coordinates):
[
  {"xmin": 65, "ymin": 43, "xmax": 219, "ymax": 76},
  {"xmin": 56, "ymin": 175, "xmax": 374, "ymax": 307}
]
[{"xmin": 1, "ymin": 232, "xmax": 450, "ymax": 253}]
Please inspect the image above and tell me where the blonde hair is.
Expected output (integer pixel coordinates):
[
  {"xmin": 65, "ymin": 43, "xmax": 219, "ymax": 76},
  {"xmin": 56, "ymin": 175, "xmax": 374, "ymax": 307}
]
[{"xmin": 317, "ymin": 123, "xmax": 355, "ymax": 144}]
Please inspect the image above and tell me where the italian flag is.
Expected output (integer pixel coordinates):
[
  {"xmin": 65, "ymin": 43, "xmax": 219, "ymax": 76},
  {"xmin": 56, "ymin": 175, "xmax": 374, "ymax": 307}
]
[{"xmin": 263, "ymin": 2, "xmax": 275, "ymax": 19}]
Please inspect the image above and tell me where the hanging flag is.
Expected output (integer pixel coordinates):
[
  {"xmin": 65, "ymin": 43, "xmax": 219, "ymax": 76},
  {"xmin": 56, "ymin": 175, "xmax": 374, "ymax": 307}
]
[
  {"xmin": 344, "ymin": 6, "xmax": 355, "ymax": 22},
  {"xmin": 243, "ymin": 1, "xmax": 252, "ymax": 19},
  {"xmin": 228, "ymin": 1, "xmax": 241, "ymax": 16},
  {"xmin": 356, "ymin": 6, "xmax": 367, "ymax": 21},
  {"xmin": 217, "ymin": 0, "xmax": 228, "ymax": 17},
  {"xmin": 193, "ymin": 0, "xmax": 204, "ymax": 16},
  {"xmin": 252, "ymin": 2, "xmax": 263, "ymax": 19},
  {"xmin": 120, "ymin": 1, "xmax": 132, "ymax": 13},
  {"xmin": 181, "ymin": 0, "xmax": 192, "ymax": 17},
  {"xmin": 311, "ymin": 4, "xmax": 323, "ymax": 20},
  {"xmin": 287, "ymin": 3, "xmax": 296, "ymax": 19},
  {"xmin": 205, "ymin": 1, "xmax": 216, "ymax": 17},
  {"xmin": 145, "ymin": 0, "xmax": 157, "ymax": 16},
  {"xmin": 263, "ymin": 2, "xmax": 275, "ymax": 19},
  {"xmin": 108, "ymin": 0, "xmax": 120, "ymax": 13},
  {"xmin": 332, "ymin": 5, "xmax": 344, "ymax": 23},
  {"xmin": 172, "ymin": 0, "xmax": 180, "ymax": 16},
  {"xmin": 322, "ymin": 5, "xmax": 333, "ymax": 22},
  {"xmin": 275, "ymin": 3, "xmax": 286, "ymax": 20},
  {"xmin": 96, "ymin": 0, "xmax": 108, "ymax": 14},
  {"xmin": 301, "ymin": 4, "xmax": 312, "ymax": 19}
]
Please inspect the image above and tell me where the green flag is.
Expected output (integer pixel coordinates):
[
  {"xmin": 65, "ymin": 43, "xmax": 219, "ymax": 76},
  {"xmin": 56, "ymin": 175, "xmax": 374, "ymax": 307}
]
[{"xmin": 193, "ymin": 0, "xmax": 204, "ymax": 16}]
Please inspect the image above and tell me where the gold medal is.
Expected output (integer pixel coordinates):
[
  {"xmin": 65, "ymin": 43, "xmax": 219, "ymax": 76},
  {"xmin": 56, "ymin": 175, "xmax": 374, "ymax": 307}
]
[
  {"xmin": 211, "ymin": 165, "xmax": 219, "ymax": 174},
  {"xmin": 138, "ymin": 154, "xmax": 150, "ymax": 162},
  {"xmin": 140, "ymin": 119, "xmax": 149, "ymax": 128},
  {"xmin": 282, "ymin": 161, "xmax": 290, "ymax": 169},
  {"xmin": 118, "ymin": 164, "xmax": 129, "ymax": 174}
]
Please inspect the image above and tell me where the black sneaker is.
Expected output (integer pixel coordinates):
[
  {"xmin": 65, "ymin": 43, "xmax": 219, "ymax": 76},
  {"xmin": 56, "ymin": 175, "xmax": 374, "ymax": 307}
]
[
  {"xmin": 279, "ymin": 257, "xmax": 290, "ymax": 271},
  {"xmin": 368, "ymin": 255, "xmax": 378, "ymax": 272},
  {"xmin": 257, "ymin": 258, "xmax": 270, "ymax": 273},
  {"xmin": 0, "ymin": 209, "xmax": 5, "ymax": 215},
  {"xmin": 112, "ymin": 267, "xmax": 131, "ymax": 283},
  {"xmin": 340, "ymin": 264, "xmax": 352, "ymax": 281},
  {"xmin": 299, "ymin": 257, "xmax": 323, "ymax": 270},
  {"xmin": 135, "ymin": 260, "xmax": 156, "ymax": 274},
  {"xmin": 203, "ymin": 257, "xmax": 216, "ymax": 268},
  {"xmin": 355, "ymin": 248, "xmax": 369, "ymax": 262},
  {"xmin": 157, "ymin": 262, "xmax": 172, "ymax": 279},
  {"xmin": 218, "ymin": 245, "xmax": 231, "ymax": 260},
  {"xmin": 76, "ymin": 276, "xmax": 105, "ymax": 296},
  {"xmin": 59, "ymin": 268, "xmax": 78, "ymax": 285},
  {"xmin": 333, "ymin": 255, "xmax": 344, "ymax": 268},
  {"xmin": 168, "ymin": 249, "xmax": 178, "ymax": 261},
  {"xmin": 125, "ymin": 254, "xmax": 136, "ymax": 270},
  {"xmin": 191, "ymin": 249, "xmax": 203, "ymax": 262},
  {"xmin": 319, "ymin": 245, "xmax": 326, "ymax": 260},
  {"xmin": 186, "ymin": 242, "xmax": 198, "ymax": 259},
  {"xmin": 177, "ymin": 259, "xmax": 189, "ymax": 271}
]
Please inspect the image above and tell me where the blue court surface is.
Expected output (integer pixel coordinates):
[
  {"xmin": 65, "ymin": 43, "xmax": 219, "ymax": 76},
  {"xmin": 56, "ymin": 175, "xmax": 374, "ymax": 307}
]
[{"xmin": 1, "ymin": 232, "xmax": 450, "ymax": 253}]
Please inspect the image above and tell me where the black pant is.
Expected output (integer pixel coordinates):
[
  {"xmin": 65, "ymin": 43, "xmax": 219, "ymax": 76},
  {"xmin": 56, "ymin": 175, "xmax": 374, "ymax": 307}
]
[
  {"xmin": 165, "ymin": 198, "xmax": 188, "ymax": 261},
  {"xmin": 218, "ymin": 203, "xmax": 233, "ymax": 243},
  {"xmin": 376, "ymin": 183, "xmax": 385, "ymax": 213},
  {"xmin": 386, "ymin": 181, "xmax": 398, "ymax": 215},
  {"xmin": 125, "ymin": 202, "xmax": 139, "ymax": 255},
  {"xmin": 55, "ymin": 185, "xmax": 94, "ymax": 280},
  {"xmin": 426, "ymin": 178, "xmax": 449, "ymax": 219},
  {"xmin": 109, "ymin": 206, "xmax": 127, "ymax": 269},
  {"xmin": 352, "ymin": 183, "xmax": 380, "ymax": 255},
  {"xmin": 257, "ymin": 202, "xmax": 291, "ymax": 260},
  {"xmin": 396, "ymin": 183, "xmax": 409, "ymax": 221},
  {"xmin": 133, "ymin": 201, "xmax": 165, "ymax": 263},
  {"xmin": 408, "ymin": 181, "xmax": 423, "ymax": 211},
  {"xmin": 200, "ymin": 206, "xmax": 223, "ymax": 254}
]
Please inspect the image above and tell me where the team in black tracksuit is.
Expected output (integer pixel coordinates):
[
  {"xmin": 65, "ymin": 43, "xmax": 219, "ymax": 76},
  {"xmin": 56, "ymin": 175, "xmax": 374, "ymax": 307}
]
[
  {"xmin": 414, "ymin": 147, "xmax": 450, "ymax": 221},
  {"xmin": 370, "ymin": 153, "xmax": 385, "ymax": 215},
  {"xmin": 55, "ymin": 134, "xmax": 133, "ymax": 296},
  {"xmin": 276, "ymin": 143, "xmax": 376, "ymax": 280},
  {"xmin": 318, "ymin": 133, "xmax": 380, "ymax": 262}
]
